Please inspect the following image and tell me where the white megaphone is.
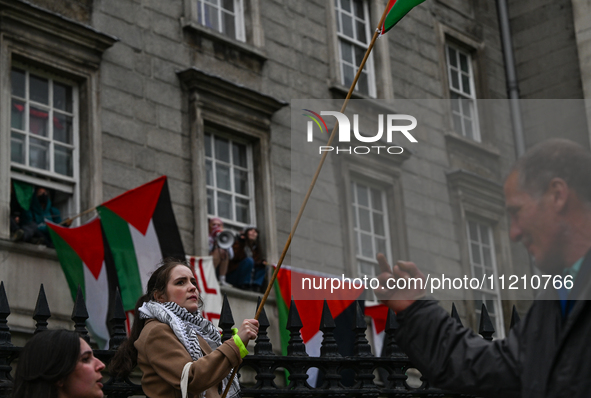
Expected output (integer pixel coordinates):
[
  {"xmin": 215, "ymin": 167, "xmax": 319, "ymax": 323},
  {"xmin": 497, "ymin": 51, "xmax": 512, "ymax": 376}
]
[{"xmin": 216, "ymin": 230, "xmax": 235, "ymax": 250}]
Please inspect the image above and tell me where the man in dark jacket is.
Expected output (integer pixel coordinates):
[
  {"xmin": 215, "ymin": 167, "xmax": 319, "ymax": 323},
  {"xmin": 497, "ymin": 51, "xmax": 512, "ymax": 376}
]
[{"xmin": 376, "ymin": 138, "xmax": 591, "ymax": 397}]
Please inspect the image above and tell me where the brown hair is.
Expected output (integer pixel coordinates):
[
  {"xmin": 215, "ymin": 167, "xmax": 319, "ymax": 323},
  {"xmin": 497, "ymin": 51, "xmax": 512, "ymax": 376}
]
[{"xmin": 109, "ymin": 258, "xmax": 201, "ymax": 378}]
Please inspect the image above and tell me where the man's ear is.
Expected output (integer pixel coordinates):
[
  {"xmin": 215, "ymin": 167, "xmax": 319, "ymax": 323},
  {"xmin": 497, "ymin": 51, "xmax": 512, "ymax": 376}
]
[
  {"xmin": 56, "ymin": 378, "xmax": 65, "ymax": 388},
  {"xmin": 547, "ymin": 177, "xmax": 569, "ymax": 211}
]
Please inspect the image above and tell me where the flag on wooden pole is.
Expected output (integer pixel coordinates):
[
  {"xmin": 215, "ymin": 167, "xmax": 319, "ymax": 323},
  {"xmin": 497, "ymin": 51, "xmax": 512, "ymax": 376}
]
[{"xmin": 380, "ymin": 0, "xmax": 426, "ymax": 35}]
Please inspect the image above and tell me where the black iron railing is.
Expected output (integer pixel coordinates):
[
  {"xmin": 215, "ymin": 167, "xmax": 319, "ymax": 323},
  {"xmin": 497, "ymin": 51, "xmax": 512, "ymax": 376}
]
[{"xmin": 0, "ymin": 281, "xmax": 518, "ymax": 397}]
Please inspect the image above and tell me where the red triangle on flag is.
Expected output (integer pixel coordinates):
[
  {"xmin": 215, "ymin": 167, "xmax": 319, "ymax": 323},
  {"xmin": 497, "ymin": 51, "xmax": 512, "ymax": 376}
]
[
  {"xmin": 365, "ymin": 303, "xmax": 389, "ymax": 334},
  {"xmin": 101, "ymin": 176, "xmax": 166, "ymax": 235},
  {"xmin": 48, "ymin": 218, "xmax": 104, "ymax": 280},
  {"xmin": 275, "ymin": 267, "xmax": 363, "ymax": 342}
]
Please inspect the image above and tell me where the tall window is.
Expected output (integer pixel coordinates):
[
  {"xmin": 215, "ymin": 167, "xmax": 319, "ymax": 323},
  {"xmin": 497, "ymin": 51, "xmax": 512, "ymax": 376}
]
[
  {"xmin": 197, "ymin": 0, "xmax": 245, "ymax": 41},
  {"xmin": 351, "ymin": 181, "xmax": 390, "ymax": 283},
  {"xmin": 335, "ymin": 0, "xmax": 376, "ymax": 97},
  {"xmin": 467, "ymin": 220, "xmax": 504, "ymax": 338},
  {"xmin": 205, "ymin": 132, "xmax": 255, "ymax": 228},
  {"xmin": 446, "ymin": 44, "xmax": 480, "ymax": 141},
  {"xmin": 10, "ymin": 66, "xmax": 79, "ymax": 215}
]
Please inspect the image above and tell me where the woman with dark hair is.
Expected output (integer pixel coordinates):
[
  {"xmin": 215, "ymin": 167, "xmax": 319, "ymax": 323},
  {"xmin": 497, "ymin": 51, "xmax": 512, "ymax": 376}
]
[
  {"xmin": 110, "ymin": 258, "xmax": 258, "ymax": 398},
  {"xmin": 227, "ymin": 226, "xmax": 267, "ymax": 292},
  {"xmin": 12, "ymin": 329, "xmax": 105, "ymax": 398}
]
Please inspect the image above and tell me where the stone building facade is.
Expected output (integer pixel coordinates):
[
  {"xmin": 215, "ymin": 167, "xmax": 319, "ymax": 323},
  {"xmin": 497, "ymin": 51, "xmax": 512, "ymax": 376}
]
[{"xmin": 0, "ymin": 0, "xmax": 590, "ymax": 347}]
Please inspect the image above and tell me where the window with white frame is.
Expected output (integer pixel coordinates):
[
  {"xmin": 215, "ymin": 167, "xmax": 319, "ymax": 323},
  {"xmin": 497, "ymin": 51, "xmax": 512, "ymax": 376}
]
[
  {"xmin": 446, "ymin": 44, "xmax": 480, "ymax": 141},
  {"xmin": 335, "ymin": 0, "xmax": 376, "ymax": 97},
  {"xmin": 205, "ymin": 132, "xmax": 255, "ymax": 229},
  {"xmin": 10, "ymin": 65, "xmax": 79, "ymax": 217},
  {"xmin": 351, "ymin": 181, "xmax": 391, "ymax": 285},
  {"xmin": 196, "ymin": 0, "xmax": 245, "ymax": 41},
  {"xmin": 466, "ymin": 220, "xmax": 504, "ymax": 338}
]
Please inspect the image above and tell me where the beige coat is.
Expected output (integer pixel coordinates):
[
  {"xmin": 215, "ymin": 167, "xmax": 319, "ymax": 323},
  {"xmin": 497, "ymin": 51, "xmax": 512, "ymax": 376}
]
[{"xmin": 135, "ymin": 318, "xmax": 241, "ymax": 398}]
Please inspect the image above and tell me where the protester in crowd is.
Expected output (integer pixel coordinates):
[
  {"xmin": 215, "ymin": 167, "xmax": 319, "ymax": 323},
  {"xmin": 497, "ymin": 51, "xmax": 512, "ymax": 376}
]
[
  {"xmin": 227, "ymin": 226, "xmax": 267, "ymax": 292},
  {"xmin": 12, "ymin": 186, "xmax": 65, "ymax": 247},
  {"xmin": 209, "ymin": 217, "xmax": 233, "ymax": 286},
  {"xmin": 110, "ymin": 258, "xmax": 258, "ymax": 398},
  {"xmin": 11, "ymin": 329, "xmax": 105, "ymax": 398},
  {"xmin": 374, "ymin": 139, "xmax": 591, "ymax": 397}
]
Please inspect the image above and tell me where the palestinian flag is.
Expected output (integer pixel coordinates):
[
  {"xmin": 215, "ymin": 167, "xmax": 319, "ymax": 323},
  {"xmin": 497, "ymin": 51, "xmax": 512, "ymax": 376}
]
[
  {"xmin": 47, "ymin": 217, "xmax": 111, "ymax": 348},
  {"xmin": 365, "ymin": 303, "xmax": 389, "ymax": 356},
  {"xmin": 380, "ymin": 0, "xmax": 426, "ymax": 35},
  {"xmin": 274, "ymin": 266, "xmax": 364, "ymax": 387},
  {"xmin": 96, "ymin": 176, "xmax": 185, "ymax": 313}
]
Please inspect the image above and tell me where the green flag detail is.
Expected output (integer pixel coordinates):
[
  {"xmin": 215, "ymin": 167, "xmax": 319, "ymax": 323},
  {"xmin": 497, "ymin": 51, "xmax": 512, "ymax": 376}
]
[{"xmin": 381, "ymin": 0, "xmax": 426, "ymax": 35}]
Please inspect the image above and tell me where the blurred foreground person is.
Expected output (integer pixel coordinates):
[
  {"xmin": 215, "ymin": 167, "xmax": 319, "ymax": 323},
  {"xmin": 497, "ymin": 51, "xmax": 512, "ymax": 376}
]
[
  {"xmin": 12, "ymin": 329, "xmax": 105, "ymax": 398},
  {"xmin": 375, "ymin": 139, "xmax": 591, "ymax": 397}
]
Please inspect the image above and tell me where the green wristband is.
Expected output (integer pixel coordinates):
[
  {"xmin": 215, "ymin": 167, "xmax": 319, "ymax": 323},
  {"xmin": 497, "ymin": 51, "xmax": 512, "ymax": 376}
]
[{"xmin": 232, "ymin": 334, "xmax": 249, "ymax": 358}]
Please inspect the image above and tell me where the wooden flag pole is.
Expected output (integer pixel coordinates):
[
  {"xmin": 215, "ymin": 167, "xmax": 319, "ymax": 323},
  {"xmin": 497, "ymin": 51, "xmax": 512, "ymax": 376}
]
[{"xmin": 221, "ymin": 3, "xmax": 393, "ymax": 397}]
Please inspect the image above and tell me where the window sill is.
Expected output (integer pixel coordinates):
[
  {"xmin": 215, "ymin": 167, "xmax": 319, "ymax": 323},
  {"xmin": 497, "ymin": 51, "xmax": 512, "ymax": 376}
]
[
  {"xmin": 444, "ymin": 131, "xmax": 500, "ymax": 160},
  {"xmin": 0, "ymin": 238, "xmax": 58, "ymax": 261},
  {"xmin": 329, "ymin": 83, "xmax": 377, "ymax": 101},
  {"xmin": 182, "ymin": 20, "xmax": 267, "ymax": 73}
]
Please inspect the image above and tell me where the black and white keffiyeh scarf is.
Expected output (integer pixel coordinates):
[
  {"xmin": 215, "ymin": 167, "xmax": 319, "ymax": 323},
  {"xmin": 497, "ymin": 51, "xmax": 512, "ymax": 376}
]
[{"xmin": 139, "ymin": 301, "xmax": 240, "ymax": 398}]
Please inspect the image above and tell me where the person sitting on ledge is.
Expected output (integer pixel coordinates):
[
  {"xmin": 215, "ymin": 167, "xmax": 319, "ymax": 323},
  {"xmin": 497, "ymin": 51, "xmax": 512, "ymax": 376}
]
[{"xmin": 227, "ymin": 226, "xmax": 267, "ymax": 292}]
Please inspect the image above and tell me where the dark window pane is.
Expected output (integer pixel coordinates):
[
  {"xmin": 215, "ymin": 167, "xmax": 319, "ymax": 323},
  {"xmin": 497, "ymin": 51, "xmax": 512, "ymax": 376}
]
[
  {"xmin": 459, "ymin": 53, "xmax": 469, "ymax": 73},
  {"xmin": 353, "ymin": 0, "xmax": 364, "ymax": 18},
  {"xmin": 222, "ymin": 0, "xmax": 234, "ymax": 11},
  {"xmin": 341, "ymin": 0, "xmax": 351, "ymax": 12},
  {"xmin": 232, "ymin": 142, "xmax": 247, "ymax": 167},
  {"xmin": 222, "ymin": 11, "xmax": 235, "ymax": 38},
  {"xmin": 215, "ymin": 136, "xmax": 230, "ymax": 162},
  {"xmin": 10, "ymin": 132, "xmax": 25, "ymax": 164},
  {"xmin": 54, "ymin": 144, "xmax": 73, "ymax": 176},
  {"xmin": 234, "ymin": 169, "xmax": 249, "ymax": 195},
  {"xmin": 356, "ymin": 20, "xmax": 366, "ymax": 43},
  {"xmin": 216, "ymin": 164, "xmax": 231, "ymax": 190},
  {"xmin": 373, "ymin": 213, "xmax": 384, "ymax": 235},
  {"xmin": 207, "ymin": 188, "xmax": 215, "ymax": 214},
  {"xmin": 11, "ymin": 69, "xmax": 25, "ymax": 98},
  {"xmin": 357, "ymin": 184, "xmax": 369, "ymax": 207},
  {"xmin": 205, "ymin": 133, "xmax": 212, "ymax": 157},
  {"xmin": 53, "ymin": 82, "xmax": 72, "ymax": 112},
  {"xmin": 206, "ymin": 159, "xmax": 213, "ymax": 185},
  {"xmin": 53, "ymin": 113, "xmax": 73, "ymax": 144},
  {"xmin": 340, "ymin": 41, "xmax": 353, "ymax": 64},
  {"xmin": 29, "ymin": 106, "xmax": 49, "ymax": 137},
  {"xmin": 217, "ymin": 192, "xmax": 233, "ymax": 219},
  {"xmin": 235, "ymin": 197, "xmax": 249, "ymax": 223},
  {"xmin": 342, "ymin": 14, "xmax": 353, "ymax": 38},
  {"xmin": 448, "ymin": 47, "xmax": 457, "ymax": 68},
  {"xmin": 11, "ymin": 100, "xmax": 25, "ymax": 130},
  {"xmin": 357, "ymin": 71, "xmax": 369, "ymax": 95},
  {"xmin": 29, "ymin": 137, "xmax": 49, "ymax": 170},
  {"xmin": 30, "ymin": 74, "xmax": 49, "ymax": 104}
]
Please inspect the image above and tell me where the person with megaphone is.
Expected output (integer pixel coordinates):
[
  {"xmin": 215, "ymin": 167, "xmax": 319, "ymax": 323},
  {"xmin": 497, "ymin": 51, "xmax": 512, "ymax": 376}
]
[
  {"xmin": 208, "ymin": 217, "xmax": 234, "ymax": 286},
  {"xmin": 227, "ymin": 226, "xmax": 267, "ymax": 292}
]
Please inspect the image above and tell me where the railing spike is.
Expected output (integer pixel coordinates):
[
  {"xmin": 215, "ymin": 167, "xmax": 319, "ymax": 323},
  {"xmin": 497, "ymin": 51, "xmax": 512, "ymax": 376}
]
[
  {"xmin": 478, "ymin": 303, "xmax": 495, "ymax": 341},
  {"xmin": 510, "ymin": 305, "xmax": 521, "ymax": 329},
  {"xmin": 353, "ymin": 301, "xmax": 372, "ymax": 357},
  {"xmin": 108, "ymin": 287, "xmax": 127, "ymax": 350},
  {"xmin": 0, "ymin": 282, "xmax": 12, "ymax": 347},
  {"xmin": 71, "ymin": 285, "xmax": 90, "ymax": 343},
  {"xmin": 254, "ymin": 296, "xmax": 273, "ymax": 355},
  {"xmin": 218, "ymin": 294, "xmax": 234, "ymax": 343},
  {"xmin": 319, "ymin": 300, "xmax": 339, "ymax": 357},
  {"xmin": 286, "ymin": 299, "xmax": 307, "ymax": 356},
  {"xmin": 451, "ymin": 302, "xmax": 463, "ymax": 326},
  {"xmin": 33, "ymin": 284, "xmax": 51, "ymax": 334}
]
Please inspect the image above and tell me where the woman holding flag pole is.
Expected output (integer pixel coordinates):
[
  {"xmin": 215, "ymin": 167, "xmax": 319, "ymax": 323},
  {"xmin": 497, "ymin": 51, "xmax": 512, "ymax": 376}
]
[{"xmin": 110, "ymin": 259, "xmax": 258, "ymax": 398}]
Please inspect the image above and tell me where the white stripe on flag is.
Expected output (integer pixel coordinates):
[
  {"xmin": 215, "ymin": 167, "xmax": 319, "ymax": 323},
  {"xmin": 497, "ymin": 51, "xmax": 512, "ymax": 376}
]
[
  {"xmin": 129, "ymin": 219, "xmax": 163, "ymax": 293},
  {"xmin": 83, "ymin": 261, "xmax": 110, "ymax": 347},
  {"xmin": 305, "ymin": 331, "xmax": 322, "ymax": 387}
]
